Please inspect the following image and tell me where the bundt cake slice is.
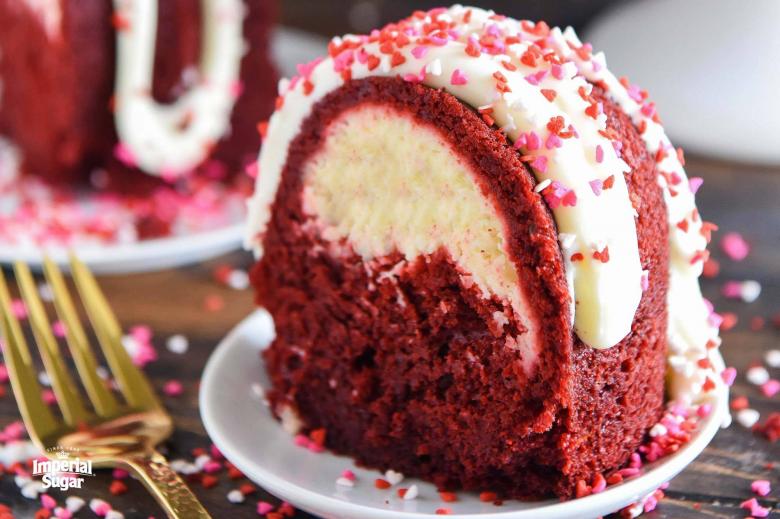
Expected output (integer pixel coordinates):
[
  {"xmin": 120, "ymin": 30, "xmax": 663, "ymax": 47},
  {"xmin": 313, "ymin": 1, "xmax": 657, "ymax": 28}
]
[
  {"xmin": 0, "ymin": 0, "xmax": 276, "ymax": 184},
  {"xmin": 246, "ymin": 6, "xmax": 726, "ymax": 499}
]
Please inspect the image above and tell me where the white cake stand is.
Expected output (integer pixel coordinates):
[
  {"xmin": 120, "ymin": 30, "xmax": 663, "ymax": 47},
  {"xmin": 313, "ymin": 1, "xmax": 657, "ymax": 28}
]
[{"xmin": 586, "ymin": 0, "xmax": 780, "ymax": 165}]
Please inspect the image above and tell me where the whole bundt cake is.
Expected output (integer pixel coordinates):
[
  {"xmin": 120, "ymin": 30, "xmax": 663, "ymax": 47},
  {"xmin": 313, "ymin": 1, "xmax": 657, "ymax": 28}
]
[{"xmin": 245, "ymin": 6, "xmax": 726, "ymax": 499}]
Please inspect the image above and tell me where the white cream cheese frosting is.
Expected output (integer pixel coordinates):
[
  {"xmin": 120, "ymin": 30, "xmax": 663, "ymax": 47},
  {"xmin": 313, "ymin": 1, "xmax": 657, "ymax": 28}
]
[
  {"xmin": 111, "ymin": 0, "xmax": 246, "ymax": 178},
  {"xmin": 246, "ymin": 5, "xmax": 726, "ymax": 409}
]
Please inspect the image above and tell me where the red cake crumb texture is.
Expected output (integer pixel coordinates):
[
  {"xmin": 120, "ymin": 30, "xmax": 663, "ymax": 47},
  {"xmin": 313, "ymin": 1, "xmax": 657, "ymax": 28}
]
[{"xmin": 0, "ymin": 0, "xmax": 277, "ymax": 245}]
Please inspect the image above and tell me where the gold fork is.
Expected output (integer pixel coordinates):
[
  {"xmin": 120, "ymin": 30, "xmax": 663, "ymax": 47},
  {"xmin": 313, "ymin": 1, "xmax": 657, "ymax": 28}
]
[{"xmin": 0, "ymin": 256, "xmax": 210, "ymax": 518}]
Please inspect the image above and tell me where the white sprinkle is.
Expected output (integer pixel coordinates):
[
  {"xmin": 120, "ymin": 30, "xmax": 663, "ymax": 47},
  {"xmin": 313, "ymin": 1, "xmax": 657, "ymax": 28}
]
[
  {"xmin": 170, "ymin": 459, "xmax": 199, "ymax": 475},
  {"xmin": 765, "ymin": 349, "xmax": 780, "ymax": 368},
  {"xmin": 336, "ymin": 477, "xmax": 355, "ymax": 487},
  {"xmin": 384, "ymin": 469, "xmax": 404, "ymax": 486},
  {"xmin": 21, "ymin": 481, "xmax": 44, "ymax": 499},
  {"xmin": 227, "ymin": 269, "xmax": 250, "ymax": 290},
  {"xmin": 534, "ymin": 178, "xmax": 552, "ymax": 193},
  {"xmin": 66, "ymin": 496, "xmax": 86, "ymax": 513},
  {"xmin": 14, "ymin": 475, "xmax": 31, "ymax": 488},
  {"xmin": 96, "ymin": 366, "xmax": 110, "ymax": 380},
  {"xmin": 38, "ymin": 283, "xmax": 54, "ymax": 302},
  {"xmin": 740, "ymin": 280, "xmax": 761, "ymax": 303},
  {"xmin": 194, "ymin": 454, "xmax": 211, "ymax": 470},
  {"xmin": 747, "ymin": 366, "xmax": 770, "ymax": 386},
  {"xmin": 736, "ymin": 408, "xmax": 760, "ymax": 428},
  {"xmin": 121, "ymin": 335, "xmax": 138, "ymax": 357},
  {"xmin": 649, "ymin": 423, "xmax": 667, "ymax": 437},
  {"xmin": 426, "ymin": 59, "xmax": 442, "ymax": 76},
  {"xmin": 105, "ymin": 511, "xmax": 124, "ymax": 519},
  {"xmin": 38, "ymin": 371, "xmax": 51, "ymax": 387},
  {"xmin": 403, "ymin": 484, "xmax": 419, "ymax": 500},
  {"xmin": 227, "ymin": 489, "xmax": 245, "ymax": 503},
  {"xmin": 166, "ymin": 334, "xmax": 189, "ymax": 354},
  {"xmin": 558, "ymin": 232, "xmax": 576, "ymax": 250}
]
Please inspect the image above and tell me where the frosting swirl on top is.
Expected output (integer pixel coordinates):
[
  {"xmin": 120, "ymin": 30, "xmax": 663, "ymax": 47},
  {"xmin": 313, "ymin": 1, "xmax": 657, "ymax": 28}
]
[{"xmin": 247, "ymin": 4, "xmax": 725, "ymax": 405}]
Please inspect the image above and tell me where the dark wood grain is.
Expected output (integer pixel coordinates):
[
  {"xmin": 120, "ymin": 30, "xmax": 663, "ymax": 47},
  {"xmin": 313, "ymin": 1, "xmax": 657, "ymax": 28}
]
[{"xmin": 1, "ymin": 155, "xmax": 778, "ymax": 517}]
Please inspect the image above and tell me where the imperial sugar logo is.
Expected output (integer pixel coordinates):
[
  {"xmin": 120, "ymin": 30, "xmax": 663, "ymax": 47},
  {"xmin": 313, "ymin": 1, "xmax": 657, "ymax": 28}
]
[{"xmin": 32, "ymin": 447, "xmax": 94, "ymax": 490}]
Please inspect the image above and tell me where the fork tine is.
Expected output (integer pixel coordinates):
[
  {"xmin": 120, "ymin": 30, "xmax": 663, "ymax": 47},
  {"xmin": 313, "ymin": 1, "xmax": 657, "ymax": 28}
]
[
  {"xmin": 43, "ymin": 257, "xmax": 120, "ymax": 418},
  {"xmin": 14, "ymin": 262, "xmax": 90, "ymax": 427},
  {"xmin": 69, "ymin": 255, "xmax": 161, "ymax": 410},
  {"xmin": 0, "ymin": 270, "xmax": 60, "ymax": 443}
]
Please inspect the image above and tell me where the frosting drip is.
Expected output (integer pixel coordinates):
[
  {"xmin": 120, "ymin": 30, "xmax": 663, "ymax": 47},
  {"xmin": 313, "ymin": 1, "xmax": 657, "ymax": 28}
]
[{"xmin": 112, "ymin": 0, "xmax": 246, "ymax": 177}]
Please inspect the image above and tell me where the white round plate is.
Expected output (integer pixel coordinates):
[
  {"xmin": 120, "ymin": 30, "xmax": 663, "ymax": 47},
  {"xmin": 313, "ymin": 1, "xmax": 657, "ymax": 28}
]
[
  {"xmin": 200, "ymin": 310, "xmax": 728, "ymax": 519},
  {"xmin": 0, "ymin": 28, "xmax": 328, "ymax": 274}
]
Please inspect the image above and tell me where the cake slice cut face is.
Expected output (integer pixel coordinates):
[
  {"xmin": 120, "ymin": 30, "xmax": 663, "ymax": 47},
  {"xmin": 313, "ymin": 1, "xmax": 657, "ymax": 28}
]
[
  {"xmin": 302, "ymin": 103, "xmax": 541, "ymax": 373},
  {"xmin": 246, "ymin": 6, "xmax": 727, "ymax": 499}
]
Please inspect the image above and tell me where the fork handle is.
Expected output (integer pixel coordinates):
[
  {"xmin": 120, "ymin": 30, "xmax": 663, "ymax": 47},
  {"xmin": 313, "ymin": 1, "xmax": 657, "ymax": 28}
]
[{"xmin": 124, "ymin": 451, "xmax": 211, "ymax": 519}]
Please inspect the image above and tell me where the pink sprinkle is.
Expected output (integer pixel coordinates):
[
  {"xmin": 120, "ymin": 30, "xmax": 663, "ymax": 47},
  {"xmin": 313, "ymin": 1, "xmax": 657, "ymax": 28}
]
[
  {"xmin": 113, "ymin": 142, "xmax": 137, "ymax": 167},
  {"xmin": 721, "ymin": 232, "xmax": 750, "ymax": 261},
  {"xmin": 93, "ymin": 502, "xmax": 111, "ymax": 516},
  {"xmin": 163, "ymin": 380, "xmax": 183, "ymax": 397},
  {"xmin": 296, "ymin": 57, "xmax": 324, "ymax": 80},
  {"xmin": 595, "ymin": 144, "xmax": 604, "ymax": 163},
  {"xmin": 530, "ymin": 155, "xmax": 548, "ymax": 173},
  {"xmin": 112, "ymin": 468, "xmax": 129, "ymax": 479},
  {"xmin": 341, "ymin": 469, "xmax": 356, "ymax": 481},
  {"xmin": 450, "ymin": 69, "xmax": 468, "ymax": 85},
  {"xmin": 640, "ymin": 102, "xmax": 656, "ymax": 118},
  {"xmin": 740, "ymin": 497, "xmax": 770, "ymax": 517},
  {"xmin": 721, "ymin": 280, "xmax": 742, "ymax": 298},
  {"xmin": 0, "ymin": 363, "xmax": 8, "ymax": 383},
  {"xmin": 752, "ymin": 479, "xmax": 771, "ymax": 496},
  {"xmin": 643, "ymin": 495, "xmax": 658, "ymax": 513},
  {"xmin": 42, "ymin": 389, "xmax": 57, "ymax": 405},
  {"xmin": 640, "ymin": 271, "xmax": 649, "ymax": 292},
  {"xmin": 294, "ymin": 434, "xmax": 309, "ymax": 447},
  {"xmin": 524, "ymin": 70, "xmax": 548, "ymax": 85},
  {"xmin": 696, "ymin": 403, "xmax": 712, "ymax": 417},
  {"xmin": 10, "ymin": 299, "xmax": 27, "ymax": 319},
  {"xmin": 721, "ymin": 367, "xmax": 737, "ymax": 386},
  {"xmin": 411, "ymin": 46, "xmax": 429, "ymax": 59},
  {"xmin": 551, "ymin": 64, "xmax": 564, "ymax": 80},
  {"xmin": 257, "ymin": 502, "xmax": 274, "ymax": 515},
  {"xmin": 244, "ymin": 161, "xmax": 259, "ymax": 179},
  {"xmin": 52, "ymin": 320, "xmax": 67, "ymax": 338},
  {"xmin": 203, "ymin": 460, "xmax": 222, "ymax": 473},
  {"xmin": 761, "ymin": 379, "xmax": 780, "ymax": 397},
  {"xmin": 54, "ymin": 508, "xmax": 73, "ymax": 519},
  {"xmin": 589, "ymin": 179, "xmax": 603, "ymax": 196},
  {"xmin": 617, "ymin": 467, "xmax": 640, "ymax": 478},
  {"xmin": 307, "ymin": 442, "xmax": 325, "ymax": 453},
  {"xmin": 526, "ymin": 131, "xmax": 541, "ymax": 151},
  {"xmin": 629, "ymin": 452, "xmax": 642, "ymax": 468},
  {"xmin": 229, "ymin": 80, "xmax": 244, "ymax": 99},
  {"xmin": 41, "ymin": 494, "xmax": 57, "ymax": 509},
  {"xmin": 545, "ymin": 133, "xmax": 562, "ymax": 149},
  {"xmin": 402, "ymin": 67, "xmax": 426, "ymax": 83},
  {"xmin": 210, "ymin": 443, "xmax": 224, "ymax": 460},
  {"xmin": 689, "ymin": 176, "xmax": 704, "ymax": 193}
]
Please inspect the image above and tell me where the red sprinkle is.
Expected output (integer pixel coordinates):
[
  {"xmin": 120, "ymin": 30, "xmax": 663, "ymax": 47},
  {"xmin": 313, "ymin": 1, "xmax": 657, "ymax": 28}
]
[
  {"xmin": 438, "ymin": 491, "xmax": 458, "ymax": 502},
  {"xmin": 374, "ymin": 479, "xmax": 391, "ymax": 489},
  {"xmin": 109, "ymin": 479, "xmax": 128, "ymax": 495}
]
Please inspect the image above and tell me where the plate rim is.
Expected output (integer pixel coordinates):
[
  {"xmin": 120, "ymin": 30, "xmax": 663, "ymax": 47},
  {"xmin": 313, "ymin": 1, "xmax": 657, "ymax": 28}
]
[
  {"xmin": 200, "ymin": 309, "xmax": 728, "ymax": 519},
  {"xmin": 0, "ymin": 222, "xmax": 245, "ymax": 274}
]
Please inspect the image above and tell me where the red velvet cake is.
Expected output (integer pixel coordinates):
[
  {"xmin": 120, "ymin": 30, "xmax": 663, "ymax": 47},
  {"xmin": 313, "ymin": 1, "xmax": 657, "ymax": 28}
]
[
  {"xmin": 246, "ymin": 6, "xmax": 728, "ymax": 499},
  {"xmin": 0, "ymin": 0, "xmax": 276, "ymax": 185}
]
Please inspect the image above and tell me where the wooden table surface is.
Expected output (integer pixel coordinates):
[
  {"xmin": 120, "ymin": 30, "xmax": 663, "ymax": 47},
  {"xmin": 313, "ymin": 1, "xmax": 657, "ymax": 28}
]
[{"xmin": 1, "ymin": 155, "xmax": 778, "ymax": 518}]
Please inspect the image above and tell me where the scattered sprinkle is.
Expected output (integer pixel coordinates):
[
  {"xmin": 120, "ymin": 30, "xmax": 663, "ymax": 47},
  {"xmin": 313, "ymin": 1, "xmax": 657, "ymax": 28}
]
[
  {"xmin": 736, "ymin": 408, "xmax": 761, "ymax": 428},
  {"xmin": 720, "ymin": 232, "xmax": 750, "ymax": 261},
  {"xmin": 747, "ymin": 366, "xmax": 770, "ymax": 386}
]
